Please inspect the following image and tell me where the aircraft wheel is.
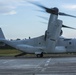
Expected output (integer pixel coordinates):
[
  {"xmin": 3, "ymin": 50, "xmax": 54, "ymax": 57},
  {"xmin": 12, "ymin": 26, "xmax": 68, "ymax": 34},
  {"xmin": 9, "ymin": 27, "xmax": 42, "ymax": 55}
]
[
  {"xmin": 41, "ymin": 53, "xmax": 43, "ymax": 57},
  {"xmin": 36, "ymin": 54, "xmax": 41, "ymax": 58},
  {"xmin": 36, "ymin": 53, "xmax": 43, "ymax": 58}
]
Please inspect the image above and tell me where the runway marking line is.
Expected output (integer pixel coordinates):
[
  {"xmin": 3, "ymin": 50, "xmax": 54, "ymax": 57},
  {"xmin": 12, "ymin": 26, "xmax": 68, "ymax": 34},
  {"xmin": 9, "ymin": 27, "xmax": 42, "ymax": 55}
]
[
  {"xmin": 41, "ymin": 58, "xmax": 51, "ymax": 72},
  {"xmin": 34, "ymin": 58, "xmax": 51, "ymax": 72}
]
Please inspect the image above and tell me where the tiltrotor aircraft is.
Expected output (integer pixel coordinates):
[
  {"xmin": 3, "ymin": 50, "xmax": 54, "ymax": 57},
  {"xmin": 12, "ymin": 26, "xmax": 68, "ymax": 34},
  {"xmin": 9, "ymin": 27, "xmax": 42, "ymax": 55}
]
[{"xmin": 0, "ymin": 2, "xmax": 76, "ymax": 57}]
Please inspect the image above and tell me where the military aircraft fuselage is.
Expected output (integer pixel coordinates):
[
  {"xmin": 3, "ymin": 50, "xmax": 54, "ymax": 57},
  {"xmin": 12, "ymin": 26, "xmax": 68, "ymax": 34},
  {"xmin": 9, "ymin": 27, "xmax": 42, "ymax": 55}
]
[{"xmin": 6, "ymin": 35, "xmax": 76, "ymax": 54}]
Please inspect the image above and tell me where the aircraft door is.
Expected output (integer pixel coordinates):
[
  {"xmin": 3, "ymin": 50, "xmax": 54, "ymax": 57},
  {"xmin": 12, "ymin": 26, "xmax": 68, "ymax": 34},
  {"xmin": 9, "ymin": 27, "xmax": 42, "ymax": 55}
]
[{"xmin": 65, "ymin": 39, "xmax": 75, "ymax": 52}]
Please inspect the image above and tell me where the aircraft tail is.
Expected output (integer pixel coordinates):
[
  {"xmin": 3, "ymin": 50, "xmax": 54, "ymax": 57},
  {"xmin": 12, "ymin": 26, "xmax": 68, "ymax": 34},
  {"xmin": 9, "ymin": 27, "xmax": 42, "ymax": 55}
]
[
  {"xmin": 0, "ymin": 28, "xmax": 5, "ymax": 46},
  {"xmin": 0, "ymin": 28, "xmax": 5, "ymax": 39}
]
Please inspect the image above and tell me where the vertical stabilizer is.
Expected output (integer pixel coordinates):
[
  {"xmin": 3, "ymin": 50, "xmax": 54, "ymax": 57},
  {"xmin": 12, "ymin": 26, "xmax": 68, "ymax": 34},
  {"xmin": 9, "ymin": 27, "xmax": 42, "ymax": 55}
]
[{"xmin": 0, "ymin": 28, "xmax": 5, "ymax": 39}]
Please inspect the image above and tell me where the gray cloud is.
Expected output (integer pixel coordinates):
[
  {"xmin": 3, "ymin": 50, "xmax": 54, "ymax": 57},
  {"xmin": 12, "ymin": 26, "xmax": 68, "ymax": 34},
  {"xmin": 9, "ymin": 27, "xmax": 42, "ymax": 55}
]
[
  {"xmin": 62, "ymin": 4, "xmax": 76, "ymax": 10},
  {"xmin": 0, "ymin": 0, "xmax": 43, "ymax": 15},
  {"xmin": 0, "ymin": 0, "xmax": 25, "ymax": 15}
]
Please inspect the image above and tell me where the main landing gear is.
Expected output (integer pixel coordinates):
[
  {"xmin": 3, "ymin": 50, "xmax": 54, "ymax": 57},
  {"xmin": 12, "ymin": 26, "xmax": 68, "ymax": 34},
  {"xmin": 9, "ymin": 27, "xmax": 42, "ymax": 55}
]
[{"xmin": 36, "ymin": 53, "xmax": 43, "ymax": 58}]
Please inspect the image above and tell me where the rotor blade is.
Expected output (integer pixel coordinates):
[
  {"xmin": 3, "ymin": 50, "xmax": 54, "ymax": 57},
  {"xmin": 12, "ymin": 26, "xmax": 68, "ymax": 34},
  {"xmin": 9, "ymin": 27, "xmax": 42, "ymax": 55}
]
[
  {"xmin": 27, "ymin": 1, "xmax": 76, "ymax": 18},
  {"xmin": 37, "ymin": 15, "xmax": 48, "ymax": 20},
  {"xmin": 35, "ymin": 10, "xmax": 46, "ymax": 13},
  {"xmin": 39, "ymin": 21, "xmax": 76, "ymax": 30},
  {"xmin": 59, "ymin": 12, "xmax": 76, "ymax": 18},
  {"xmin": 27, "ymin": 1, "xmax": 48, "ymax": 10},
  {"xmin": 62, "ymin": 25, "xmax": 76, "ymax": 30}
]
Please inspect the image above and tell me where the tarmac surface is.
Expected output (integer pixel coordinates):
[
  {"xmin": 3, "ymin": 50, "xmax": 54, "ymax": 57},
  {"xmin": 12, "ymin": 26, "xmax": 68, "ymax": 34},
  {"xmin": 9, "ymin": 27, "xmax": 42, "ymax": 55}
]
[{"xmin": 0, "ymin": 57, "xmax": 76, "ymax": 75}]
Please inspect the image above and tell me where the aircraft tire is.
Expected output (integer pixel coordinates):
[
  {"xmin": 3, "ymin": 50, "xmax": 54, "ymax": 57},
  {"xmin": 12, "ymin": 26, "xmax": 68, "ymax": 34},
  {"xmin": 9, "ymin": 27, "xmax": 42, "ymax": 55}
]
[{"xmin": 36, "ymin": 53, "xmax": 43, "ymax": 58}]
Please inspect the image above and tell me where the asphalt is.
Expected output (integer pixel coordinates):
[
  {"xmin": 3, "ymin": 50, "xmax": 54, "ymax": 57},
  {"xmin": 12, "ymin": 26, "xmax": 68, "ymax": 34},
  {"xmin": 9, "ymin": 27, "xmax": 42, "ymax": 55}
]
[{"xmin": 0, "ymin": 57, "xmax": 76, "ymax": 75}]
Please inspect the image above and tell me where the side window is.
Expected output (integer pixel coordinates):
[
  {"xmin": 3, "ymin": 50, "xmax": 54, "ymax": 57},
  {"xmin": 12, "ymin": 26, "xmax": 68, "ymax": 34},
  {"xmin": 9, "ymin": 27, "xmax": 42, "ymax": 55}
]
[{"xmin": 69, "ymin": 42, "xmax": 71, "ymax": 45}]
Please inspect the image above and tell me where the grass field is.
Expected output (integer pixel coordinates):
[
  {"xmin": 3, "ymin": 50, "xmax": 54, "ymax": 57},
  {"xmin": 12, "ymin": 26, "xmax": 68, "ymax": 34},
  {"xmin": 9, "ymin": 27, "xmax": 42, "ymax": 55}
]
[{"xmin": 0, "ymin": 49, "xmax": 21, "ymax": 56}]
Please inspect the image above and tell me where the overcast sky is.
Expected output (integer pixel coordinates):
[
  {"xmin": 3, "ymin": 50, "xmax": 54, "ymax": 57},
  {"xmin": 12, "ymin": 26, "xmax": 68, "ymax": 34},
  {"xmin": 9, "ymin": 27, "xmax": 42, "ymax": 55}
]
[{"xmin": 0, "ymin": 0, "xmax": 76, "ymax": 39}]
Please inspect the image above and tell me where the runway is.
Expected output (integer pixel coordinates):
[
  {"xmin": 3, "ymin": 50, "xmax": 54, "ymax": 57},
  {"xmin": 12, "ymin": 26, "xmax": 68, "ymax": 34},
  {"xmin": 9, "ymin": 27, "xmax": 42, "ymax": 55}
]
[{"xmin": 0, "ymin": 57, "xmax": 76, "ymax": 75}]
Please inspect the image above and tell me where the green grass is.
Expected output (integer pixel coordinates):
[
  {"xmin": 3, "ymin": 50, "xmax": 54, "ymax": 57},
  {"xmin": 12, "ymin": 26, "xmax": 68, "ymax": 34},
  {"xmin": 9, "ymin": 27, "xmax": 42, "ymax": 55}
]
[
  {"xmin": 0, "ymin": 49, "xmax": 36, "ymax": 57},
  {"xmin": 0, "ymin": 49, "xmax": 21, "ymax": 56}
]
